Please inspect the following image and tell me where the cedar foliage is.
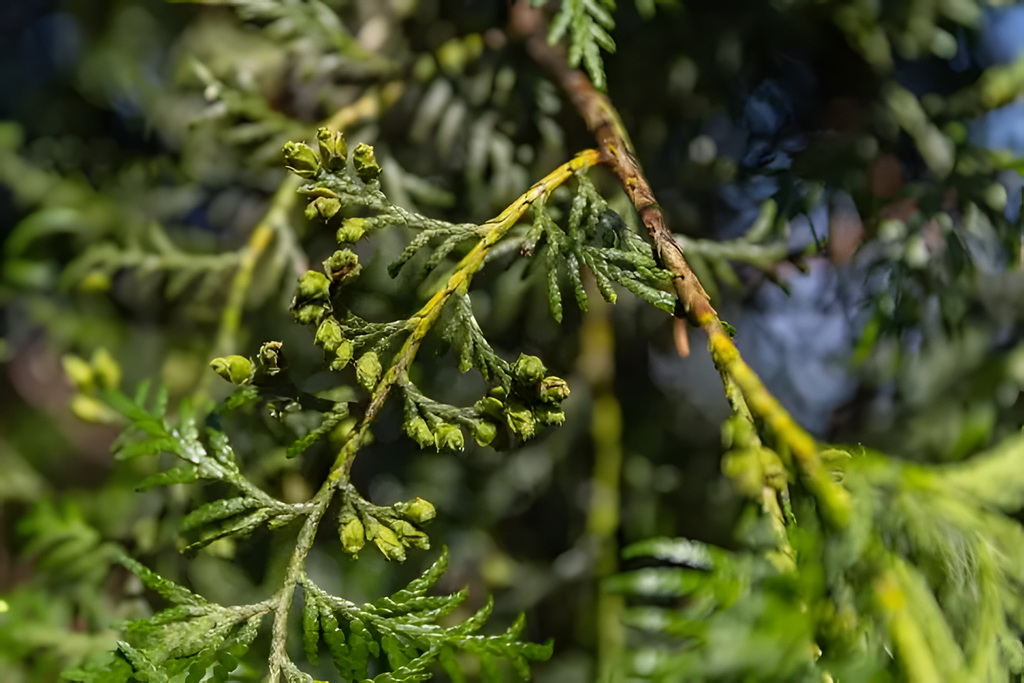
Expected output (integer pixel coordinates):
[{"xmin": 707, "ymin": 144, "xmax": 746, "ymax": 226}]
[{"xmin": 2, "ymin": 0, "xmax": 1024, "ymax": 681}]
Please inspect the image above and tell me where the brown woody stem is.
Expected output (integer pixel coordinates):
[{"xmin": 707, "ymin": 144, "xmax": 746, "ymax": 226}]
[
  {"xmin": 515, "ymin": 1, "xmax": 851, "ymax": 528},
  {"xmin": 517, "ymin": 7, "xmax": 715, "ymax": 336}
]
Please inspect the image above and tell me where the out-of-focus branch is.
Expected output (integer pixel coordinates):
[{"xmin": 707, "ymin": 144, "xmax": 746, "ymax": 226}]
[{"xmin": 578, "ymin": 288, "xmax": 626, "ymax": 679}]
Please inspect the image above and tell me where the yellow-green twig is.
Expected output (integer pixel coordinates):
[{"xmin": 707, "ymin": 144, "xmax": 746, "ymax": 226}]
[
  {"xmin": 718, "ymin": 369, "xmax": 794, "ymax": 564},
  {"xmin": 328, "ymin": 148, "xmax": 602, "ymax": 481},
  {"xmin": 706, "ymin": 324, "xmax": 852, "ymax": 527}
]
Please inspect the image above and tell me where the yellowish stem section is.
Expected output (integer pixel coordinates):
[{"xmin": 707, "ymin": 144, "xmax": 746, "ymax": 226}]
[{"xmin": 705, "ymin": 323, "xmax": 852, "ymax": 528}]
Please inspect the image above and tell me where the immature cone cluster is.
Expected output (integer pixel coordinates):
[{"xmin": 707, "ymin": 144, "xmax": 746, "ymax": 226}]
[
  {"xmin": 215, "ymin": 138, "xmax": 378, "ymax": 389},
  {"xmin": 403, "ymin": 353, "xmax": 570, "ymax": 452},
  {"xmin": 338, "ymin": 496, "xmax": 437, "ymax": 562},
  {"xmin": 285, "ymin": 131, "xmax": 383, "ymax": 381},
  {"xmin": 283, "ymin": 125, "xmax": 353, "ymax": 181},
  {"xmin": 289, "ymin": 248, "xmax": 362, "ymax": 326},
  {"xmin": 287, "ymin": 131, "xmax": 381, "ymax": 185},
  {"xmin": 487, "ymin": 353, "xmax": 570, "ymax": 442},
  {"xmin": 296, "ymin": 130, "xmax": 382, "ymax": 242}
]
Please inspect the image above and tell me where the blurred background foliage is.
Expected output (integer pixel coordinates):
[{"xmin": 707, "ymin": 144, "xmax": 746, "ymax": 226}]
[{"xmin": 2, "ymin": 0, "xmax": 1024, "ymax": 680}]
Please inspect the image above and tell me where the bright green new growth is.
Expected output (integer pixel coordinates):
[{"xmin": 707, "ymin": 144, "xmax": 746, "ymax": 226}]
[
  {"xmin": 595, "ymin": 277, "xmax": 1024, "ymax": 681},
  {"xmin": 524, "ymin": 173, "xmax": 676, "ymax": 320},
  {"xmin": 609, "ymin": 439, "xmax": 1024, "ymax": 680}
]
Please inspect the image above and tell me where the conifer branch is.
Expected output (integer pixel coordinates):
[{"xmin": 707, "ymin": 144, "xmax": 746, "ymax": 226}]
[
  {"xmin": 514, "ymin": 1, "xmax": 852, "ymax": 528},
  {"xmin": 718, "ymin": 372, "xmax": 794, "ymax": 565},
  {"xmin": 265, "ymin": 149, "xmax": 599, "ymax": 680},
  {"xmin": 18, "ymin": 2, "xmax": 1024, "ymax": 680},
  {"xmin": 707, "ymin": 326, "xmax": 852, "ymax": 526}
]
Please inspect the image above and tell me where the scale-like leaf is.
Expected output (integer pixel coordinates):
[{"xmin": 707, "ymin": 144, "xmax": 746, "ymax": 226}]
[
  {"xmin": 117, "ymin": 641, "xmax": 166, "ymax": 682},
  {"xmin": 179, "ymin": 497, "xmax": 260, "ymax": 533},
  {"xmin": 183, "ymin": 508, "xmax": 273, "ymax": 553},
  {"xmin": 622, "ymin": 537, "xmax": 721, "ymax": 569},
  {"xmin": 302, "ymin": 591, "xmax": 321, "ymax": 666},
  {"xmin": 389, "ymin": 549, "xmax": 450, "ymax": 602},
  {"xmin": 136, "ymin": 465, "xmax": 201, "ymax": 491},
  {"xmin": 120, "ymin": 556, "xmax": 209, "ymax": 608}
]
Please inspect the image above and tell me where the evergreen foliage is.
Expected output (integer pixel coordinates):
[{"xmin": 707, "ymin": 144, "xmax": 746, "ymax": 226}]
[
  {"xmin": 46, "ymin": 135, "xmax": 579, "ymax": 679},
  {"xmin": 2, "ymin": 0, "xmax": 1024, "ymax": 681},
  {"xmin": 540, "ymin": 0, "xmax": 618, "ymax": 90}
]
